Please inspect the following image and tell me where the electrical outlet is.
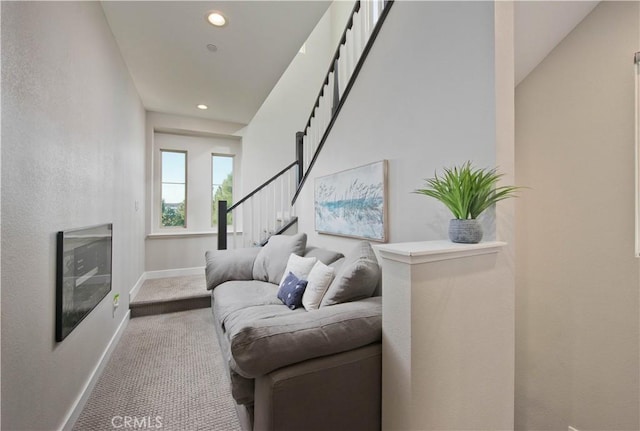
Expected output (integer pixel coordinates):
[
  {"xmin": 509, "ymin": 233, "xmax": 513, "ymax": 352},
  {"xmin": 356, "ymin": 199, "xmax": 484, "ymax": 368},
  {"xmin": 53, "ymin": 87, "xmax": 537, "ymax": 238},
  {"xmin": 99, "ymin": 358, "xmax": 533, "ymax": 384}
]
[{"xmin": 569, "ymin": 426, "xmax": 580, "ymax": 431}]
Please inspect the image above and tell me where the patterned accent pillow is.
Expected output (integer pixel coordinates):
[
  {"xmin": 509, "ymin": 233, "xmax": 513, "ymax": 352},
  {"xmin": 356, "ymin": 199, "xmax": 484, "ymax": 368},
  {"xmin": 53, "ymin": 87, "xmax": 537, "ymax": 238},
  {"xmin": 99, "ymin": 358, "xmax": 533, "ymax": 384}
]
[{"xmin": 277, "ymin": 272, "xmax": 308, "ymax": 310}]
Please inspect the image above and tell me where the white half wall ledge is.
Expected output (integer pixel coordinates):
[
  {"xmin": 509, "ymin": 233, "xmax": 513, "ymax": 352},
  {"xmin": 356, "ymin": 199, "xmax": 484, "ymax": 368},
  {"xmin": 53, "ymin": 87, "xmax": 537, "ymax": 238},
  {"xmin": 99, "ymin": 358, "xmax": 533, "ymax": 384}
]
[
  {"xmin": 374, "ymin": 240, "xmax": 506, "ymax": 265},
  {"xmin": 377, "ymin": 238, "xmax": 514, "ymax": 431}
]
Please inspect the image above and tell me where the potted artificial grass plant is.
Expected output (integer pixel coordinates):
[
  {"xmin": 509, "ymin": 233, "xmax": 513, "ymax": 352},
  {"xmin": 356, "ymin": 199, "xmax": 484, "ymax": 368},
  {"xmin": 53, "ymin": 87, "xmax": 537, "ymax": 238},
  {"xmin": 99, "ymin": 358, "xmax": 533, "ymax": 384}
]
[{"xmin": 414, "ymin": 161, "xmax": 519, "ymax": 244}]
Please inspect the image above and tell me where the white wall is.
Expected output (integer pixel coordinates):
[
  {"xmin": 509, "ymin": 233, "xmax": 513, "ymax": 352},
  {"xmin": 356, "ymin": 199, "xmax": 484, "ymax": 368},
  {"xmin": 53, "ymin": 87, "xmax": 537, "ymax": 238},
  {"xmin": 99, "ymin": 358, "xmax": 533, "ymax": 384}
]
[
  {"xmin": 241, "ymin": 1, "xmax": 351, "ymax": 192},
  {"xmin": 1, "ymin": 3, "xmax": 146, "ymax": 429},
  {"xmin": 296, "ymin": 1, "xmax": 498, "ymax": 252},
  {"xmin": 515, "ymin": 2, "xmax": 640, "ymax": 430}
]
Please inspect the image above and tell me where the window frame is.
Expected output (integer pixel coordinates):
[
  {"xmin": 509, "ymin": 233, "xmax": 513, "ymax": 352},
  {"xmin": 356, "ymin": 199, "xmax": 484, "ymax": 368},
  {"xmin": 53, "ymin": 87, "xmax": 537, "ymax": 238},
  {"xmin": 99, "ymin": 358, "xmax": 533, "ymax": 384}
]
[
  {"xmin": 159, "ymin": 149, "xmax": 188, "ymax": 230},
  {"xmin": 211, "ymin": 153, "xmax": 235, "ymax": 228}
]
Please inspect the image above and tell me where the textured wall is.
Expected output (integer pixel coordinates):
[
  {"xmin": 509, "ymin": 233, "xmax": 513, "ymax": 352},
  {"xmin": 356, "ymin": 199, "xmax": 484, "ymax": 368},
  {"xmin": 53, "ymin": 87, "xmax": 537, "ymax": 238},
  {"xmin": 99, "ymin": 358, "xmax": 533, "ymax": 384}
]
[
  {"xmin": 296, "ymin": 1, "xmax": 497, "ymax": 251},
  {"xmin": 240, "ymin": 1, "xmax": 349, "ymax": 193},
  {"xmin": 1, "ymin": 2, "xmax": 145, "ymax": 429},
  {"xmin": 515, "ymin": 2, "xmax": 640, "ymax": 429}
]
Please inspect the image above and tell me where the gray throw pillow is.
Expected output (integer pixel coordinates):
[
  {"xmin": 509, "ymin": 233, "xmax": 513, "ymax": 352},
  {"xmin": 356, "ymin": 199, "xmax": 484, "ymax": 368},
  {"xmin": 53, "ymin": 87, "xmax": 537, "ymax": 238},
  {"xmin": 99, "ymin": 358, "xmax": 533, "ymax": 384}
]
[
  {"xmin": 303, "ymin": 247, "xmax": 344, "ymax": 265},
  {"xmin": 252, "ymin": 233, "xmax": 307, "ymax": 284},
  {"xmin": 205, "ymin": 247, "xmax": 261, "ymax": 290},
  {"xmin": 320, "ymin": 241, "xmax": 381, "ymax": 307}
]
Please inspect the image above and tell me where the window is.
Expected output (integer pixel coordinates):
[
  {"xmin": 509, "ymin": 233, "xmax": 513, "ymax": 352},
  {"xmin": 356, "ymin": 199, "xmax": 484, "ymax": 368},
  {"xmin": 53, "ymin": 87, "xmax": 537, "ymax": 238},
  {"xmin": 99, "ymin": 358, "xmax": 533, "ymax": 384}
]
[
  {"xmin": 211, "ymin": 154, "xmax": 234, "ymax": 227},
  {"xmin": 152, "ymin": 131, "xmax": 241, "ymax": 234},
  {"xmin": 160, "ymin": 150, "xmax": 187, "ymax": 228}
]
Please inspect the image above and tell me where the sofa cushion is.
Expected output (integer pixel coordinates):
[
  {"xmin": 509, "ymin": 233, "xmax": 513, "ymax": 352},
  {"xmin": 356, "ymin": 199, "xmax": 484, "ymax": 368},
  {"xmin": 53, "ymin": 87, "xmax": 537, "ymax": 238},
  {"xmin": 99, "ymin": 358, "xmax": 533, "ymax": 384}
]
[
  {"xmin": 224, "ymin": 304, "xmax": 304, "ymax": 334},
  {"xmin": 211, "ymin": 280, "xmax": 282, "ymax": 328},
  {"xmin": 303, "ymin": 247, "xmax": 344, "ymax": 266},
  {"xmin": 227, "ymin": 297, "xmax": 382, "ymax": 378},
  {"xmin": 279, "ymin": 253, "xmax": 317, "ymax": 286},
  {"xmin": 229, "ymin": 368, "xmax": 255, "ymax": 406},
  {"xmin": 277, "ymin": 272, "xmax": 308, "ymax": 310},
  {"xmin": 302, "ymin": 261, "xmax": 335, "ymax": 310},
  {"xmin": 252, "ymin": 233, "xmax": 307, "ymax": 284},
  {"xmin": 211, "ymin": 303, "xmax": 256, "ymax": 405},
  {"xmin": 321, "ymin": 242, "xmax": 381, "ymax": 307},
  {"xmin": 205, "ymin": 247, "xmax": 261, "ymax": 290}
]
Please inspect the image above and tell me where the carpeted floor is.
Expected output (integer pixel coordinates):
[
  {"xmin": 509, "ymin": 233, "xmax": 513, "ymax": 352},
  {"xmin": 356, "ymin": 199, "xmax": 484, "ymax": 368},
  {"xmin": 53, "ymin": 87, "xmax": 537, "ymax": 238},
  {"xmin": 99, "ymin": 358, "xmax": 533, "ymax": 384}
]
[
  {"xmin": 133, "ymin": 275, "xmax": 208, "ymax": 303},
  {"xmin": 73, "ymin": 309, "xmax": 241, "ymax": 431}
]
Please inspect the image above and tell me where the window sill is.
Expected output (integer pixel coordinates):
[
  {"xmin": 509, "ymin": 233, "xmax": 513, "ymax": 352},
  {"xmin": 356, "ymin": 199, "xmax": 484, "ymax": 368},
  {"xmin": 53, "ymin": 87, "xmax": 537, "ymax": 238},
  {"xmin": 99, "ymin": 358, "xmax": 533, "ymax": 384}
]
[
  {"xmin": 147, "ymin": 230, "xmax": 242, "ymax": 239},
  {"xmin": 147, "ymin": 231, "xmax": 215, "ymax": 239}
]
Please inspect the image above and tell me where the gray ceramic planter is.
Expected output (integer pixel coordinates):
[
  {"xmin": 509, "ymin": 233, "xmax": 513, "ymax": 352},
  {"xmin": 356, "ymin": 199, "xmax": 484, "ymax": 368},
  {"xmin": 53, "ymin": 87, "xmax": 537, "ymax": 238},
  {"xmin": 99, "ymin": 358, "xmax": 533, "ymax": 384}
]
[{"xmin": 449, "ymin": 219, "xmax": 483, "ymax": 244}]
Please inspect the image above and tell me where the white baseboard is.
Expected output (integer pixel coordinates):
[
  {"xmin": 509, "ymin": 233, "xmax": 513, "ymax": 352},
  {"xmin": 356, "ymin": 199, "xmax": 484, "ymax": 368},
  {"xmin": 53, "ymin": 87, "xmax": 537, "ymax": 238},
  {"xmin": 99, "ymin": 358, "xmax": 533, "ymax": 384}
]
[
  {"xmin": 128, "ymin": 272, "xmax": 147, "ymax": 304},
  {"xmin": 144, "ymin": 266, "xmax": 205, "ymax": 280},
  {"xmin": 61, "ymin": 310, "xmax": 130, "ymax": 431}
]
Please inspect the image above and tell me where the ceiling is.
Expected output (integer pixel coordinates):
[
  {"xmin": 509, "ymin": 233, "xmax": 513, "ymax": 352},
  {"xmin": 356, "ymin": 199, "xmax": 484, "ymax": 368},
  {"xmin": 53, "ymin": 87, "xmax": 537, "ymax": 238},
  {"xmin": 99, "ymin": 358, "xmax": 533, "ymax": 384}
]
[
  {"xmin": 101, "ymin": 1, "xmax": 330, "ymax": 125},
  {"xmin": 102, "ymin": 1, "xmax": 600, "ymax": 126}
]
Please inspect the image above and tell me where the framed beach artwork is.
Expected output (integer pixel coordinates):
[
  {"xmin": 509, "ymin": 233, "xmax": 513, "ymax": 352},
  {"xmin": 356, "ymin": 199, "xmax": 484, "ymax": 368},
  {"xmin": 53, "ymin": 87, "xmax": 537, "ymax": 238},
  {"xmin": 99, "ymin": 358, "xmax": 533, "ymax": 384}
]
[{"xmin": 315, "ymin": 160, "xmax": 388, "ymax": 242}]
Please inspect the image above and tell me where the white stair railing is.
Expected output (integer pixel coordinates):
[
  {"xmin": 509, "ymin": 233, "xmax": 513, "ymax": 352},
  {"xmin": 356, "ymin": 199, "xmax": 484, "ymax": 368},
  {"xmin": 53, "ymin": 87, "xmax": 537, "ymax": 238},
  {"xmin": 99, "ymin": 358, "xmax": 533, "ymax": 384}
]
[
  {"xmin": 218, "ymin": 1, "xmax": 394, "ymax": 249},
  {"xmin": 218, "ymin": 161, "xmax": 298, "ymax": 249},
  {"xmin": 294, "ymin": 0, "xmax": 394, "ymax": 202}
]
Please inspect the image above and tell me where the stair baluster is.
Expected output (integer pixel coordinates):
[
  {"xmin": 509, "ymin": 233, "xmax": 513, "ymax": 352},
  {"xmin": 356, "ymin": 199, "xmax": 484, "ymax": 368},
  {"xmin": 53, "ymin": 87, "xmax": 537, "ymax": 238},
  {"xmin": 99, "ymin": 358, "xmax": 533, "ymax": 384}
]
[
  {"xmin": 292, "ymin": 0, "xmax": 394, "ymax": 204},
  {"xmin": 217, "ymin": 1, "xmax": 394, "ymax": 248}
]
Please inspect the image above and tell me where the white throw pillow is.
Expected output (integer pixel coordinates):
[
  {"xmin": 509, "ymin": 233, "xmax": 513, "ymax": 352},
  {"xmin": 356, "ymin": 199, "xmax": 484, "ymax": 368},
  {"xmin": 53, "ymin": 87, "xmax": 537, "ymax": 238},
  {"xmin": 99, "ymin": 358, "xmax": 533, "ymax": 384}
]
[
  {"xmin": 279, "ymin": 254, "xmax": 317, "ymax": 287},
  {"xmin": 302, "ymin": 261, "xmax": 335, "ymax": 310}
]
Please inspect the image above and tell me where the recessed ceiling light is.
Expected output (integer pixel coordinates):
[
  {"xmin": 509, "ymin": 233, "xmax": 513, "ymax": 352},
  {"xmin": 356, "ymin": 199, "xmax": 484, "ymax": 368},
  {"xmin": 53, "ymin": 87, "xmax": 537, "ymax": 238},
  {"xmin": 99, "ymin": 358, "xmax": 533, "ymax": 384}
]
[
  {"xmin": 197, "ymin": 104, "xmax": 208, "ymax": 110},
  {"xmin": 206, "ymin": 11, "xmax": 227, "ymax": 27},
  {"xmin": 206, "ymin": 44, "xmax": 218, "ymax": 53}
]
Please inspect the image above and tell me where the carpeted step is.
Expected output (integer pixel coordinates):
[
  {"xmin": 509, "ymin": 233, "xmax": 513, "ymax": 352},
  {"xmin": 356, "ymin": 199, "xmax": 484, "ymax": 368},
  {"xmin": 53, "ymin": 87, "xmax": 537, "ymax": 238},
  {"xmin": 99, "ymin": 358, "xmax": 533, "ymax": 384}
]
[
  {"xmin": 130, "ymin": 275, "xmax": 211, "ymax": 318},
  {"xmin": 130, "ymin": 295, "xmax": 210, "ymax": 318}
]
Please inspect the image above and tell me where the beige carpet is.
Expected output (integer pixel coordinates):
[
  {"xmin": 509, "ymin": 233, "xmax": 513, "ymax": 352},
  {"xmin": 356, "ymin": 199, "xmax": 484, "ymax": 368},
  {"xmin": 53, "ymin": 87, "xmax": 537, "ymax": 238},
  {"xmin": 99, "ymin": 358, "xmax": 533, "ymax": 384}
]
[
  {"xmin": 73, "ymin": 309, "xmax": 241, "ymax": 431},
  {"xmin": 133, "ymin": 275, "xmax": 208, "ymax": 303}
]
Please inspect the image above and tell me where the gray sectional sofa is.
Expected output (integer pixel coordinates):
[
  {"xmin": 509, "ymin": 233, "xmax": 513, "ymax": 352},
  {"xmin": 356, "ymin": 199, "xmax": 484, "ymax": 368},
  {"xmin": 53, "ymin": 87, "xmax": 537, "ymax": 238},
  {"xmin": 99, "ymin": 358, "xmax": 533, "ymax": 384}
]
[{"xmin": 204, "ymin": 233, "xmax": 382, "ymax": 431}]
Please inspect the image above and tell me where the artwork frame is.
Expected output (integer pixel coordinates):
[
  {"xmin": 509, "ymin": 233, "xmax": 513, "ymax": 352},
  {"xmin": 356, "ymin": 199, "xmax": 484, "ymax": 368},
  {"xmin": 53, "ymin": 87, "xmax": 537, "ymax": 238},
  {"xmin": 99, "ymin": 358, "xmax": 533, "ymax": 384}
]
[
  {"xmin": 56, "ymin": 223, "xmax": 113, "ymax": 342},
  {"xmin": 315, "ymin": 160, "xmax": 388, "ymax": 242}
]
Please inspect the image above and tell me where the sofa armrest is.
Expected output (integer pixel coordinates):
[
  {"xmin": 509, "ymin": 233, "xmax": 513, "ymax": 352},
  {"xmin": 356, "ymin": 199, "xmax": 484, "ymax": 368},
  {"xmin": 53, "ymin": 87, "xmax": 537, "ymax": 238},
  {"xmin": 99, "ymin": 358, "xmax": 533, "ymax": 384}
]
[
  {"xmin": 253, "ymin": 343, "xmax": 381, "ymax": 431},
  {"xmin": 228, "ymin": 297, "xmax": 382, "ymax": 378},
  {"xmin": 205, "ymin": 247, "xmax": 261, "ymax": 290}
]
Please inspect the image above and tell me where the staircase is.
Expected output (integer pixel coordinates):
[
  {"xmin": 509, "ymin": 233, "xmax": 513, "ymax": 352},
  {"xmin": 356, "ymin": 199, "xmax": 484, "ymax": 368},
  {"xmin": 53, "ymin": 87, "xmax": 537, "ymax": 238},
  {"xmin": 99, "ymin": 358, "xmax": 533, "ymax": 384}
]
[
  {"xmin": 217, "ymin": 0, "xmax": 394, "ymax": 249},
  {"xmin": 129, "ymin": 275, "xmax": 210, "ymax": 318}
]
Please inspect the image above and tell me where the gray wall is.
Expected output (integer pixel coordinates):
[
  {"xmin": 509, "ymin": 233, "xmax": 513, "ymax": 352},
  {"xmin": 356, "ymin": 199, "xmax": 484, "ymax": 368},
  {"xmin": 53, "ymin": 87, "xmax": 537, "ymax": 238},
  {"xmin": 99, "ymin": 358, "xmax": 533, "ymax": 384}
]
[
  {"xmin": 241, "ymin": 1, "xmax": 349, "ymax": 192},
  {"xmin": 515, "ymin": 2, "xmax": 640, "ymax": 430},
  {"xmin": 296, "ymin": 1, "xmax": 498, "ymax": 251},
  {"xmin": 242, "ymin": 1, "xmax": 500, "ymax": 253},
  {"xmin": 1, "ymin": 3, "xmax": 146, "ymax": 429}
]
